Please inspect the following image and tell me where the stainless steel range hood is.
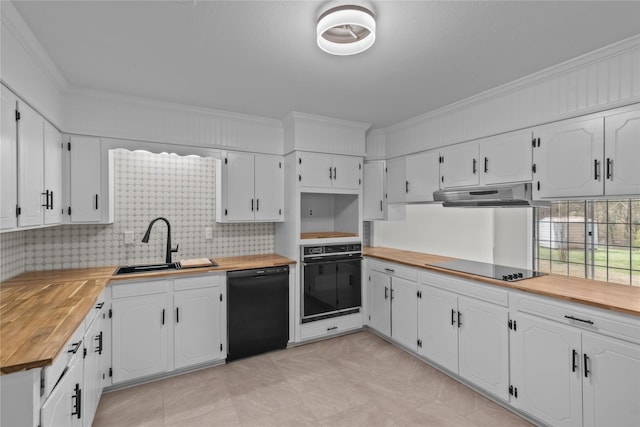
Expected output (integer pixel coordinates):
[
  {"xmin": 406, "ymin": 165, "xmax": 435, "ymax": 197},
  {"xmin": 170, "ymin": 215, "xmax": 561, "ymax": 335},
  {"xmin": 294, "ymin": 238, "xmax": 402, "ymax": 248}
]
[{"xmin": 433, "ymin": 183, "xmax": 550, "ymax": 208}]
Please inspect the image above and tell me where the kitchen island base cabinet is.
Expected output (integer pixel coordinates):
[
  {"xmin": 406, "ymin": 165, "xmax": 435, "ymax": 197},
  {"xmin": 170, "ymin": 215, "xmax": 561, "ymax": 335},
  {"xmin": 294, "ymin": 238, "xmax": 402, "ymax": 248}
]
[{"xmin": 110, "ymin": 274, "xmax": 225, "ymax": 386}]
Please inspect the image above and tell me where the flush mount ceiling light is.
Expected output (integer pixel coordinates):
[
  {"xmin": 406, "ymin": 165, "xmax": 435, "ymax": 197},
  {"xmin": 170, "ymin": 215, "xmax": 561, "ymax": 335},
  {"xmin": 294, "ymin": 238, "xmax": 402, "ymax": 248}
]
[{"xmin": 317, "ymin": 4, "xmax": 376, "ymax": 56}]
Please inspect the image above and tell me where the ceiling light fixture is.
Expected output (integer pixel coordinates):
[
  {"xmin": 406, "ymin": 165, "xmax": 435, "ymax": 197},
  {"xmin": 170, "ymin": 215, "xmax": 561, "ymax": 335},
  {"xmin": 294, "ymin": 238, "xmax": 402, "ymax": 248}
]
[{"xmin": 317, "ymin": 4, "xmax": 376, "ymax": 56}]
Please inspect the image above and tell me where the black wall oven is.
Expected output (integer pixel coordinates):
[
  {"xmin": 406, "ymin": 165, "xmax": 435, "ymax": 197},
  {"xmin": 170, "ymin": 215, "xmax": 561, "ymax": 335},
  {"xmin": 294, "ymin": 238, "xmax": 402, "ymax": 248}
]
[{"xmin": 301, "ymin": 243, "xmax": 362, "ymax": 323}]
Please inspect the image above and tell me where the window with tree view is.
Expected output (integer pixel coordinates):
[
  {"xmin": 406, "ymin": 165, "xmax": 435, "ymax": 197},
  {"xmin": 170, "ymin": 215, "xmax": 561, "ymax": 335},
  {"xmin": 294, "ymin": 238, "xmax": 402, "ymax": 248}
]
[{"xmin": 534, "ymin": 199, "xmax": 640, "ymax": 286}]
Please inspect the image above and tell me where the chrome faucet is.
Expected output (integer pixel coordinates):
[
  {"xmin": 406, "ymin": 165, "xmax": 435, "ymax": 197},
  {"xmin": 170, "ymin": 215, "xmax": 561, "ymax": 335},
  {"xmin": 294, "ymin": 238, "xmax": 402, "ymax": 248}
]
[{"xmin": 141, "ymin": 217, "xmax": 179, "ymax": 263}]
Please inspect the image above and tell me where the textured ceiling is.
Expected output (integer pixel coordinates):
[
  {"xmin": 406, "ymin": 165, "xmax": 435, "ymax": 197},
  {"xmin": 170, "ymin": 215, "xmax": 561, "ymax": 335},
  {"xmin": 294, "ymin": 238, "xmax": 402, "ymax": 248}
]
[{"xmin": 11, "ymin": 0, "xmax": 640, "ymax": 128}]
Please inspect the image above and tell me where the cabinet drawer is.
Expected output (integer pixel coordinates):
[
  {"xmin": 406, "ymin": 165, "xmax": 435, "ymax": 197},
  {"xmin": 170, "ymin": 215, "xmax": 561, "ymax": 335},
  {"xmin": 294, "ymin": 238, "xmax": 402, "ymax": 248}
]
[
  {"xmin": 43, "ymin": 323, "xmax": 84, "ymax": 398},
  {"xmin": 511, "ymin": 291, "xmax": 640, "ymax": 344},
  {"xmin": 111, "ymin": 279, "xmax": 169, "ymax": 299},
  {"xmin": 368, "ymin": 259, "xmax": 418, "ymax": 282},
  {"xmin": 420, "ymin": 270, "xmax": 508, "ymax": 307},
  {"xmin": 173, "ymin": 273, "xmax": 224, "ymax": 291},
  {"xmin": 84, "ymin": 289, "xmax": 108, "ymax": 330},
  {"xmin": 299, "ymin": 313, "xmax": 363, "ymax": 341}
]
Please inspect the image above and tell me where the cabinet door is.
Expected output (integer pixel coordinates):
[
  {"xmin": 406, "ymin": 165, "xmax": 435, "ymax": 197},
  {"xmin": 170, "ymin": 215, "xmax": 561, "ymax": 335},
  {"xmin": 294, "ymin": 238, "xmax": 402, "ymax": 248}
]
[
  {"xmin": 604, "ymin": 107, "xmax": 640, "ymax": 196},
  {"xmin": 406, "ymin": 151, "xmax": 440, "ymax": 202},
  {"xmin": 368, "ymin": 270, "xmax": 391, "ymax": 337},
  {"xmin": 100, "ymin": 303, "xmax": 112, "ymax": 389},
  {"xmin": 174, "ymin": 286, "xmax": 222, "ymax": 369},
  {"xmin": 533, "ymin": 116, "xmax": 604, "ymax": 198},
  {"xmin": 332, "ymin": 155, "xmax": 361, "ymax": 189},
  {"xmin": 480, "ymin": 130, "xmax": 532, "ymax": 185},
  {"xmin": 112, "ymin": 293, "xmax": 170, "ymax": 383},
  {"xmin": 69, "ymin": 137, "xmax": 102, "ymax": 223},
  {"xmin": 82, "ymin": 317, "xmax": 102, "ymax": 427},
  {"xmin": 0, "ymin": 86, "xmax": 18, "ymax": 230},
  {"xmin": 440, "ymin": 142, "xmax": 479, "ymax": 189},
  {"xmin": 43, "ymin": 122, "xmax": 62, "ymax": 225},
  {"xmin": 417, "ymin": 285, "xmax": 458, "ymax": 373},
  {"xmin": 510, "ymin": 313, "xmax": 582, "ymax": 427},
  {"xmin": 221, "ymin": 152, "xmax": 255, "ymax": 221},
  {"xmin": 254, "ymin": 154, "xmax": 283, "ymax": 221},
  {"xmin": 457, "ymin": 297, "xmax": 509, "ymax": 400},
  {"xmin": 390, "ymin": 276, "xmax": 417, "ymax": 352},
  {"xmin": 17, "ymin": 101, "xmax": 44, "ymax": 227},
  {"xmin": 41, "ymin": 351, "xmax": 83, "ymax": 427},
  {"xmin": 363, "ymin": 162, "xmax": 384, "ymax": 220},
  {"xmin": 299, "ymin": 152, "xmax": 333, "ymax": 188},
  {"xmin": 385, "ymin": 157, "xmax": 406, "ymax": 203},
  {"xmin": 582, "ymin": 332, "xmax": 640, "ymax": 427}
]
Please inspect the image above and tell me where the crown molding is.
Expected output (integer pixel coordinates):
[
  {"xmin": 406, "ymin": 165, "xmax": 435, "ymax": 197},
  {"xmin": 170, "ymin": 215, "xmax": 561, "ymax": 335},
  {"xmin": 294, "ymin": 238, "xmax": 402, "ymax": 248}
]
[
  {"xmin": 384, "ymin": 33, "xmax": 640, "ymax": 133},
  {"xmin": 1, "ymin": 1, "xmax": 68, "ymax": 91}
]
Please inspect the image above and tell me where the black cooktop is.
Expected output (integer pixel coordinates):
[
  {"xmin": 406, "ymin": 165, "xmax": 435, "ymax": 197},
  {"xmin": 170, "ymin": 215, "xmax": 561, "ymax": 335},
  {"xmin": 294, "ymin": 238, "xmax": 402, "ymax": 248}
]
[{"xmin": 427, "ymin": 259, "xmax": 547, "ymax": 282}]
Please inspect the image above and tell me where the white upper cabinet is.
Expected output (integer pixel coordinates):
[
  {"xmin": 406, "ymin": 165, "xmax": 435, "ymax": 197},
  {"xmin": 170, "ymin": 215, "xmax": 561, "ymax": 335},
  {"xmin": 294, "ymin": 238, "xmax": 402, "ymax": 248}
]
[
  {"xmin": 604, "ymin": 106, "xmax": 640, "ymax": 196},
  {"xmin": 298, "ymin": 152, "xmax": 361, "ymax": 190},
  {"xmin": 385, "ymin": 157, "xmax": 407, "ymax": 203},
  {"xmin": 254, "ymin": 154, "xmax": 284, "ymax": 221},
  {"xmin": 0, "ymin": 86, "xmax": 18, "ymax": 230},
  {"xmin": 17, "ymin": 102, "xmax": 45, "ymax": 228},
  {"xmin": 533, "ymin": 115, "xmax": 605, "ymax": 198},
  {"xmin": 479, "ymin": 130, "xmax": 533, "ymax": 185},
  {"xmin": 405, "ymin": 150, "xmax": 440, "ymax": 202},
  {"xmin": 43, "ymin": 122, "xmax": 63, "ymax": 225},
  {"xmin": 69, "ymin": 136, "xmax": 103, "ymax": 223},
  {"xmin": 218, "ymin": 152, "xmax": 284, "ymax": 222},
  {"xmin": 363, "ymin": 161, "xmax": 384, "ymax": 220},
  {"xmin": 439, "ymin": 142, "xmax": 480, "ymax": 189}
]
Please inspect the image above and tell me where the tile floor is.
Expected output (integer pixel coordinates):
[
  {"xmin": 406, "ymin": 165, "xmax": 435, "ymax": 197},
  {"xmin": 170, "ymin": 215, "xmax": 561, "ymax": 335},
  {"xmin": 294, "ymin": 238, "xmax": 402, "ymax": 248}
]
[{"xmin": 94, "ymin": 331, "xmax": 533, "ymax": 426}]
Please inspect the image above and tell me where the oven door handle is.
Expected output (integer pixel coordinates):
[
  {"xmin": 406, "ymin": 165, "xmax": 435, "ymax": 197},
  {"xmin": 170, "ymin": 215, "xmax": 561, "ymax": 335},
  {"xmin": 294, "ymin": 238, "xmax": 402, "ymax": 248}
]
[{"xmin": 304, "ymin": 257, "xmax": 362, "ymax": 266}]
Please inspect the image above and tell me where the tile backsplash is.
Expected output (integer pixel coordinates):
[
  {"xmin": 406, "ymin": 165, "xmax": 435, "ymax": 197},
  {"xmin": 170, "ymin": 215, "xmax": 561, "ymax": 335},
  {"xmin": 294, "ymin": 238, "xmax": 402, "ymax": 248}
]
[{"xmin": 1, "ymin": 149, "xmax": 274, "ymax": 278}]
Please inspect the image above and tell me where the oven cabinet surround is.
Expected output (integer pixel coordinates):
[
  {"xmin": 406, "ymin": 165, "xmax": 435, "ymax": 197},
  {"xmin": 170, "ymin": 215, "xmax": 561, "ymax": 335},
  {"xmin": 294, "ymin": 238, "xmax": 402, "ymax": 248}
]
[
  {"xmin": 532, "ymin": 103, "xmax": 640, "ymax": 199},
  {"xmin": 366, "ymin": 259, "xmax": 418, "ymax": 352},
  {"xmin": 385, "ymin": 151, "xmax": 440, "ymax": 204},
  {"xmin": 67, "ymin": 136, "xmax": 114, "ymax": 224},
  {"xmin": 1, "ymin": 289, "xmax": 109, "ymax": 427},
  {"xmin": 297, "ymin": 152, "xmax": 362, "ymax": 191},
  {"xmin": 439, "ymin": 129, "xmax": 533, "ymax": 190},
  {"xmin": 216, "ymin": 151, "xmax": 284, "ymax": 223},
  {"xmin": 418, "ymin": 270, "xmax": 510, "ymax": 401},
  {"xmin": 509, "ymin": 291, "xmax": 640, "ymax": 427},
  {"xmin": 110, "ymin": 273, "xmax": 225, "ymax": 385},
  {"xmin": 0, "ymin": 84, "xmax": 63, "ymax": 232}
]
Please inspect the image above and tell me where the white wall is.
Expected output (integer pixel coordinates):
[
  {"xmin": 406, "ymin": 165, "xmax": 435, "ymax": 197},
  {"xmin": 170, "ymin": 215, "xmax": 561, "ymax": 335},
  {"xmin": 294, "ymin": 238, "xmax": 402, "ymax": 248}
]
[
  {"xmin": 493, "ymin": 209, "xmax": 531, "ymax": 269},
  {"xmin": 372, "ymin": 204, "xmax": 495, "ymax": 263}
]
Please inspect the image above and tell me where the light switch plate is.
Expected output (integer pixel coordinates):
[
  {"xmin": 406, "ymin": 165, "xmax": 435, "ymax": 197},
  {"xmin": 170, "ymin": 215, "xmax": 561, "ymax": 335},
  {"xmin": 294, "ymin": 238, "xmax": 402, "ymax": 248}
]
[
  {"xmin": 205, "ymin": 227, "xmax": 213, "ymax": 240},
  {"xmin": 124, "ymin": 231, "xmax": 134, "ymax": 245}
]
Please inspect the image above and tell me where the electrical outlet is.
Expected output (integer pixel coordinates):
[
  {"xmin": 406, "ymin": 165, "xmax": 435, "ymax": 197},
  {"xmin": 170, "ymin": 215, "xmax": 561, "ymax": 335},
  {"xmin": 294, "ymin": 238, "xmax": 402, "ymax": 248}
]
[
  {"xmin": 205, "ymin": 227, "xmax": 213, "ymax": 240},
  {"xmin": 124, "ymin": 231, "xmax": 134, "ymax": 245}
]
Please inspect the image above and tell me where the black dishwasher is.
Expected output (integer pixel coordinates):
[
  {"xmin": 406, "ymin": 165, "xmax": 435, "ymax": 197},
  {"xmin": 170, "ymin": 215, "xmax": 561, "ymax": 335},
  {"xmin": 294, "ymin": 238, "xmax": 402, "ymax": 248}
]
[{"xmin": 227, "ymin": 266, "xmax": 289, "ymax": 361}]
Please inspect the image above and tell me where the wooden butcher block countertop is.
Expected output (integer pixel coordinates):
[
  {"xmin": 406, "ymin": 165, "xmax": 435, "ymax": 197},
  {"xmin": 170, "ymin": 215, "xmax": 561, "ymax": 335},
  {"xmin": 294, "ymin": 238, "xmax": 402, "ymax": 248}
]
[
  {"xmin": 0, "ymin": 254, "xmax": 295, "ymax": 374},
  {"xmin": 364, "ymin": 247, "xmax": 640, "ymax": 317}
]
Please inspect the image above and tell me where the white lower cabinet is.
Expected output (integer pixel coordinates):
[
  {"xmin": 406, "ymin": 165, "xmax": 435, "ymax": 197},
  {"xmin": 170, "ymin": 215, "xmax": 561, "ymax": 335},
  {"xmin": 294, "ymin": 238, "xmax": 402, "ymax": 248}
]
[
  {"xmin": 510, "ymin": 291, "xmax": 640, "ymax": 427},
  {"xmin": 41, "ymin": 350, "xmax": 83, "ymax": 427},
  {"xmin": 111, "ymin": 273, "xmax": 225, "ymax": 385},
  {"xmin": 581, "ymin": 332, "xmax": 640, "ymax": 427},
  {"xmin": 174, "ymin": 277, "xmax": 224, "ymax": 369},
  {"xmin": 510, "ymin": 313, "xmax": 583, "ymax": 427},
  {"xmin": 417, "ymin": 282, "xmax": 509, "ymax": 401},
  {"xmin": 367, "ymin": 261, "xmax": 418, "ymax": 352}
]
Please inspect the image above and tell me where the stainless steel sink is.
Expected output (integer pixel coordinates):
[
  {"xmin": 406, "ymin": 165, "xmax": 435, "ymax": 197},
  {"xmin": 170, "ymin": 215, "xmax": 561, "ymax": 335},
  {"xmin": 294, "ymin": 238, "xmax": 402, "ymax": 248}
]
[{"xmin": 115, "ymin": 262, "xmax": 180, "ymax": 275}]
